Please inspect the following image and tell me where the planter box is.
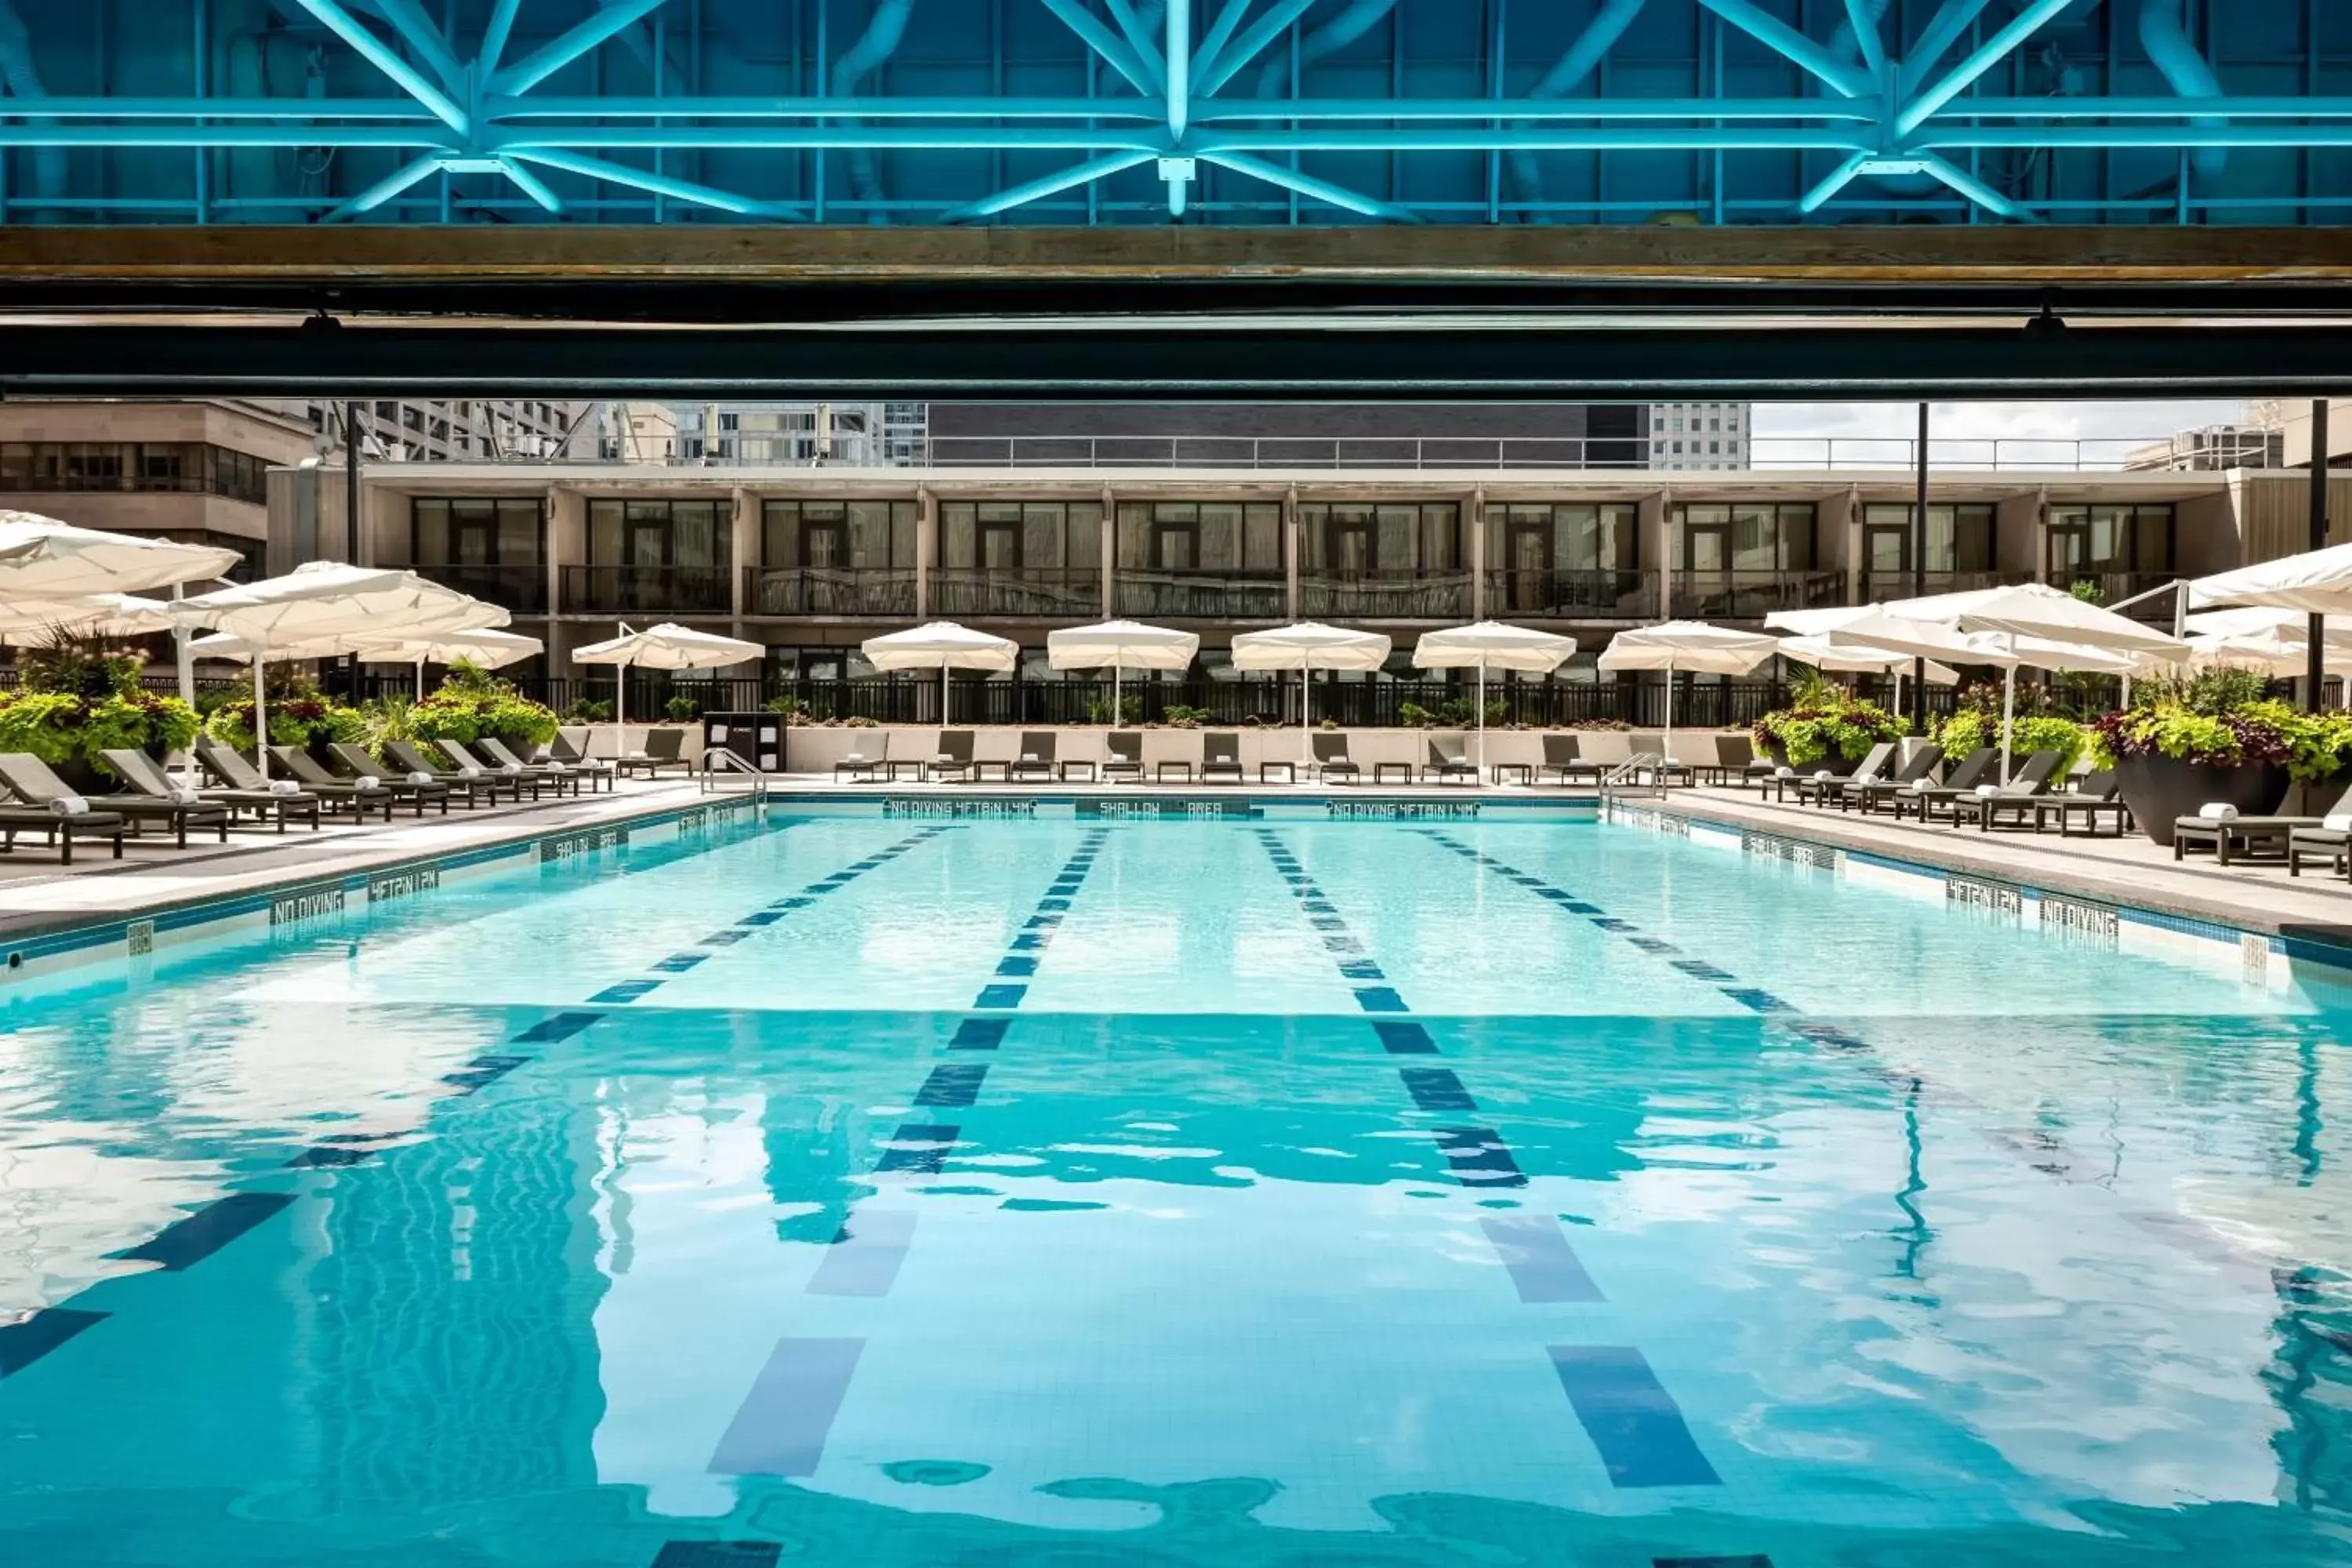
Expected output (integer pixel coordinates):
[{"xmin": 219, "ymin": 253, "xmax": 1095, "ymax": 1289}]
[{"xmin": 2114, "ymin": 754, "xmax": 2290, "ymax": 847}]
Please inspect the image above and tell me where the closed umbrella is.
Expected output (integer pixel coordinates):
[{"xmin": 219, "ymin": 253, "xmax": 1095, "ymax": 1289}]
[
  {"xmin": 1410, "ymin": 621, "xmax": 1577, "ymax": 772},
  {"xmin": 860, "ymin": 621, "xmax": 1018, "ymax": 725},
  {"xmin": 1596, "ymin": 622, "xmax": 1780, "ymax": 768},
  {"xmin": 575, "ymin": 622, "xmax": 765, "ymax": 728},
  {"xmin": 1046, "ymin": 619, "xmax": 1200, "ymax": 724},
  {"xmin": 169, "ymin": 563, "xmax": 508, "ymax": 780},
  {"xmin": 1230, "ymin": 622, "xmax": 1392, "ymax": 762}
]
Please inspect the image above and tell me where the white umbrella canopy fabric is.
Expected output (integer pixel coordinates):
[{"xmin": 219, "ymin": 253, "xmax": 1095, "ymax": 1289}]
[
  {"xmin": 0, "ymin": 513, "xmax": 241, "ymax": 597},
  {"xmin": 861, "ymin": 621, "xmax": 1020, "ymax": 726},
  {"xmin": 1046, "ymin": 620, "xmax": 1200, "ymax": 724},
  {"xmin": 2186, "ymin": 630, "xmax": 2352, "ymax": 679},
  {"xmin": 1883, "ymin": 580, "xmax": 2187, "ymax": 659},
  {"xmin": 1412, "ymin": 622, "xmax": 1577, "ymax": 772},
  {"xmin": 1776, "ymin": 634, "xmax": 1959, "ymax": 687},
  {"xmin": 576, "ymin": 621, "xmax": 766, "ymax": 728},
  {"xmin": 0, "ymin": 593, "xmax": 176, "ymax": 647},
  {"xmin": 2187, "ymin": 543, "xmax": 2352, "ymax": 615},
  {"xmin": 1762, "ymin": 605, "xmax": 1877, "ymax": 637},
  {"xmin": 194, "ymin": 626, "xmax": 543, "ymax": 698},
  {"xmin": 1597, "ymin": 622, "xmax": 1779, "ymax": 766},
  {"xmin": 1231, "ymin": 622, "xmax": 1393, "ymax": 761},
  {"xmin": 2184, "ymin": 605, "xmax": 2352, "ymax": 644}
]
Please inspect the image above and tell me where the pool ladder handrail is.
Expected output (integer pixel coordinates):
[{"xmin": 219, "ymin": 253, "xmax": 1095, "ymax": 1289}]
[
  {"xmin": 1601, "ymin": 752, "xmax": 1670, "ymax": 800},
  {"xmin": 699, "ymin": 744, "xmax": 772, "ymax": 803}
]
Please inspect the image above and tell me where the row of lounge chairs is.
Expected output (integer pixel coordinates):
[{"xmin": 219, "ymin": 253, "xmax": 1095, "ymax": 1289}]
[
  {"xmin": 2172, "ymin": 786, "xmax": 2352, "ymax": 878},
  {"xmin": 1767, "ymin": 741, "xmax": 2133, "ymax": 837},
  {"xmin": 0, "ymin": 727, "xmax": 669, "ymax": 866}
]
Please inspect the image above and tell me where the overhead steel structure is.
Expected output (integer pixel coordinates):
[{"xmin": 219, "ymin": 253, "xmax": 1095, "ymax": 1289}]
[{"xmin": 0, "ymin": 1, "xmax": 2345, "ymax": 397}]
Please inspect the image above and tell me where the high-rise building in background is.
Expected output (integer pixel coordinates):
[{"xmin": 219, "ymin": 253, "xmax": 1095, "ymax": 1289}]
[
  {"xmin": 2122, "ymin": 424, "xmax": 2284, "ymax": 472},
  {"xmin": 270, "ymin": 400, "xmax": 593, "ymax": 463},
  {"xmin": 1649, "ymin": 403, "xmax": 1750, "ymax": 470},
  {"xmin": 673, "ymin": 403, "xmax": 929, "ymax": 466}
]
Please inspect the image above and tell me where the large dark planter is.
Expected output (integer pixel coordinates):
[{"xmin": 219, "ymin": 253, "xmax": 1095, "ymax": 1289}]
[
  {"xmin": 1763, "ymin": 739, "xmax": 1860, "ymax": 776},
  {"xmin": 50, "ymin": 754, "xmax": 107, "ymax": 795},
  {"xmin": 2114, "ymin": 755, "xmax": 2291, "ymax": 847}
]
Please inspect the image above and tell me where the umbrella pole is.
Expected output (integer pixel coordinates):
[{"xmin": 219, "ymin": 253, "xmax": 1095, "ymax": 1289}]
[
  {"xmin": 1663, "ymin": 654, "xmax": 1675, "ymax": 779},
  {"xmin": 941, "ymin": 659, "xmax": 950, "ymax": 726},
  {"xmin": 1113, "ymin": 661, "xmax": 1122, "ymax": 726},
  {"xmin": 1477, "ymin": 659, "xmax": 1488, "ymax": 781},
  {"xmin": 1999, "ymin": 639, "xmax": 2017, "ymax": 786},
  {"xmin": 416, "ymin": 658, "xmax": 425, "ymax": 701},
  {"xmin": 615, "ymin": 658, "xmax": 627, "ymax": 731},
  {"xmin": 252, "ymin": 658, "xmax": 269, "ymax": 783},
  {"xmin": 1301, "ymin": 653, "xmax": 1312, "ymax": 765}
]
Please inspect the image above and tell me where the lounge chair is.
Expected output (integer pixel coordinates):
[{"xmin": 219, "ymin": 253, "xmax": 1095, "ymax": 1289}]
[
  {"xmin": 1949, "ymin": 750, "xmax": 2066, "ymax": 831},
  {"xmin": 260, "ymin": 747, "xmax": 401, "ymax": 821},
  {"xmin": 2031, "ymin": 770, "xmax": 2129, "ymax": 837},
  {"xmin": 2290, "ymin": 819, "xmax": 2352, "ymax": 879},
  {"xmin": 547, "ymin": 728, "xmax": 617, "ymax": 793},
  {"xmin": 1202, "ymin": 732, "xmax": 1244, "ymax": 784},
  {"xmin": 1311, "ymin": 731, "xmax": 1360, "ymax": 785},
  {"xmin": 926, "ymin": 729, "xmax": 977, "ymax": 783},
  {"xmin": 615, "ymin": 728, "xmax": 689, "ymax": 779},
  {"xmin": 1156, "ymin": 730, "xmax": 1201, "ymax": 782},
  {"xmin": 1536, "ymin": 733, "xmax": 1602, "ymax": 787},
  {"xmin": 332, "ymin": 742, "xmax": 473, "ymax": 810},
  {"xmin": 4, "ymin": 750, "xmax": 220, "ymax": 849},
  {"xmin": 383, "ymin": 740, "xmax": 514, "ymax": 808},
  {"xmin": 265, "ymin": 746, "xmax": 439, "ymax": 818},
  {"xmin": 834, "ymin": 736, "xmax": 884, "ymax": 782},
  {"xmin": 1888, "ymin": 747, "xmax": 2000, "ymax": 823},
  {"xmin": 1103, "ymin": 731, "xmax": 1145, "ymax": 783},
  {"xmin": 1011, "ymin": 731, "xmax": 1057, "ymax": 783},
  {"xmin": 1842, "ymin": 744, "xmax": 1946, "ymax": 815},
  {"xmin": 1422, "ymin": 734, "xmax": 1477, "ymax": 786},
  {"xmin": 1710, "ymin": 733, "xmax": 1770, "ymax": 789},
  {"xmin": 0, "ymin": 759, "xmax": 128, "ymax": 863},
  {"xmin": 472, "ymin": 736, "xmax": 586, "ymax": 797},
  {"xmin": 1790, "ymin": 742, "xmax": 1896, "ymax": 808},
  {"xmin": 191, "ymin": 738, "xmax": 325, "ymax": 831},
  {"xmin": 2175, "ymin": 779, "xmax": 2352, "ymax": 865},
  {"xmin": 434, "ymin": 739, "xmax": 547, "ymax": 801},
  {"xmin": 1628, "ymin": 732, "xmax": 1693, "ymax": 788}
]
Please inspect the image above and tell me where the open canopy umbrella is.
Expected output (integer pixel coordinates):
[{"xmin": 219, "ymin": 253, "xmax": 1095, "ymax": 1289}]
[
  {"xmin": 0, "ymin": 513, "xmax": 241, "ymax": 597},
  {"xmin": 0, "ymin": 593, "xmax": 176, "ymax": 648},
  {"xmin": 1411, "ymin": 622, "xmax": 1577, "ymax": 771},
  {"xmin": 2187, "ymin": 630, "xmax": 2352, "ymax": 681},
  {"xmin": 169, "ymin": 562, "xmax": 509, "ymax": 781},
  {"xmin": 195, "ymin": 626, "xmax": 543, "ymax": 698},
  {"xmin": 1046, "ymin": 620, "xmax": 1200, "ymax": 723},
  {"xmin": 2187, "ymin": 543, "xmax": 2352, "ymax": 616},
  {"xmin": 1776, "ymin": 634, "xmax": 1959, "ymax": 687},
  {"xmin": 2186, "ymin": 605, "xmax": 2352, "ymax": 644},
  {"xmin": 575, "ymin": 622, "xmax": 765, "ymax": 728},
  {"xmin": 1883, "ymin": 580, "xmax": 2187, "ymax": 659},
  {"xmin": 860, "ymin": 621, "xmax": 1019, "ymax": 725},
  {"xmin": 1230, "ymin": 622, "xmax": 1393, "ymax": 761},
  {"xmin": 1596, "ymin": 622, "xmax": 1779, "ymax": 767}
]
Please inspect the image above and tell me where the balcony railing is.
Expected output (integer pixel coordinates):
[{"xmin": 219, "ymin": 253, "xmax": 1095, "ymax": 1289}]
[
  {"xmin": 2047, "ymin": 571, "xmax": 2181, "ymax": 622},
  {"xmin": 744, "ymin": 566, "xmax": 916, "ymax": 617},
  {"xmin": 1298, "ymin": 571, "xmax": 1472, "ymax": 619},
  {"xmin": 1855, "ymin": 569, "xmax": 2033, "ymax": 604},
  {"xmin": 413, "ymin": 561, "xmax": 547, "ymax": 614},
  {"xmin": 1483, "ymin": 568, "xmax": 1657, "ymax": 619},
  {"xmin": 1669, "ymin": 569, "xmax": 1847, "ymax": 620},
  {"xmin": 1115, "ymin": 571, "xmax": 1287, "ymax": 620},
  {"xmin": 927, "ymin": 568, "xmax": 1103, "ymax": 618},
  {"xmin": 561, "ymin": 564, "xmax": 731, "ymax": 615}
]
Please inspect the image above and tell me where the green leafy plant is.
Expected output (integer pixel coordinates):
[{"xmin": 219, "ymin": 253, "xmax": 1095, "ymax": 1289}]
[
  {"xmin": 764, "ymin": 695, "xmax": 809, "ymax": 722},
  {"xmin": 1936, "ymin": 708, "xmax": 2089, "ymax": 775},
  {"xmin": 408, "ymin": 666, "xmax": 559, "ymax": 749},
  {"xmin": 564, "ymin": 696, "xmax": 614, "ymax": 723},
  {"xmin": 1160, "ymin": 703, "xmax": 1209, "ymax": 728},
  {"xmin": 665, "ymin": 695, "xmax": 699, "ymax": 722},
  {"xmin": 207, "ymin": 690, "xmax": 365, "ymax": 753},
  {"xmin": 1085, "ymin": 695, "xmax": 1142, "ymax": 725},
  {"xmin": 0, "ymin": 691, "xmax": 85, "ymax": 764},
  {"xmin": 1752, "ymin": 695, "xmax": 1907, "ymax": 768},
  {"xmin": 0, "ymin": 631, "xmax": 201, "ymax": 775},
  {"xmin": 1396, "ymin": 702, "xmax": 1436, "ymax": 729}
]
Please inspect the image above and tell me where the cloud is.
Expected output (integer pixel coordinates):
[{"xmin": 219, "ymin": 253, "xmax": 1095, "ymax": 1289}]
[{"xmin": 1750, "ymin": 399, "xmax": 2252, "ymax": 466}]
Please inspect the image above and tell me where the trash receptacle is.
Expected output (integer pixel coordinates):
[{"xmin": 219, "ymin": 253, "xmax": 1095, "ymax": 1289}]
[{"xmin": 702, "ymin": 713, "xmax": 783, "ymax": 773}]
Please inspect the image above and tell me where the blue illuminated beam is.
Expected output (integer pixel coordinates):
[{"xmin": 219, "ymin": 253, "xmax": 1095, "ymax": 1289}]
[
  {"xmin": 1896, "ymin": 0, "xmax": 2075, "ymax": 136},
  {"xmin": 939, "ymin": 150, "xmax": 1159, "ymax": 223},
  {"xmin": 480, "ymin": 0, "xmax": 524, "ymax": 77},
  {"xmin": 321, "ymin": 152, "xmax": 442, "ymax": 222},
  {"xmin": 1201, "ymin": 151, "xmax": 1418, "ymax": 221},
  {"xmin": 491, "ymin": 0, "xmax": 679, "ymax": 97},
  {"xmin": 504, "ymin": 147, "xmax": 804, "ymax": 218},
  {"xmin": 1195, "ymin": 0, "xmax": 1318, "ymax": 99},
  {"xmin": 1901, "ymin": 0, "xmax": 1994, "ymax": 96},
  {"xmin": 289, "ymin": 0, "xmax": 467, "ymax": 131},
  {"xmin": 1038, "ymin": 0, "xmax": 1160, "ymax": 97},
  {"xmin": 371, "ymin": 0, "xmax": 464, "ymax": 91},
  {"xmin": 1695, "ymin": 0, "xmax": 1873, "ymax": 99}
]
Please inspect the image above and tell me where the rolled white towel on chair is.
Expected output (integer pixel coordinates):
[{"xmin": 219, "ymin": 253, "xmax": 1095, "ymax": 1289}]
[
  {"xmin": 499, "ymin": 762, "xmax": 522, "ymax": 775},
  {"xmin": 406, "ymin": 771, "xmax": 434, "ymax": 786},
  {"xmin": 456, "ymin": 764, "xmax": 482, "ymax": 779},
  {"xmin": 354, "ymin": 775, "xmax": 381, "ymax": 791},
  {"xmin": 1813, "ymin": 770, "xmax": 1833, "ymax": 782},
  {"xmin": 2326, "ymin": 813, "xmax": 2352, "ymax": 833},
  {"xmin": 1907, "ymin": 777, "xmax": 1933, "ymax": 793},
  {"xmin": 47, "ymin": 795, "xmax": 89, "ymax": 817},
  {"xmin": 543, "ymin": 760, "xmax": 567, "ymax": 775},
  {"xmin": 169, "ymin": 786, "xmax": 201, "ymax": 806},
  {"xmin": 1773, "ymin": 765, "xmax": 1793, "ymax": 779},
  {"xmin": 268, "ymin": 779, "xmax": 303, "ymax": 797},
  {"xmin": 2196, "ymin": 802, "xmax": 2239, "ymax": 822}
]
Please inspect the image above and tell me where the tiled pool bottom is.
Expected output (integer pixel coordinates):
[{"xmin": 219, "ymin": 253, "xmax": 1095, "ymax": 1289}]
[{"xmin": 2, "ymin": 817, "xmax": 2350, "ymax": 1567}]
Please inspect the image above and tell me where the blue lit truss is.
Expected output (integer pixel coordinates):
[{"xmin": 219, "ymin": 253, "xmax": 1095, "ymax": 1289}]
[{"xmin": 0, "ymin": 0, "xmax": 2344, "ymax": 226}]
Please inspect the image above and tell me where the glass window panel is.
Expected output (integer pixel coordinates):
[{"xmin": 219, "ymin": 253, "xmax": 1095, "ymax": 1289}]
[
  {"xmin": 1377, "ymin": 506, "xmax": 1417, "ymax": 572},
  {"xmin": 1421, "ymin": 504, "xmax": 1459, "ymax": 571},
  {"xmin": 940, "ymin": 502, "xmax": 976, "ymax": 568},
  {"xmin": 1022, "ymin": 503, "xmax": 1064, "ymax": 570},
  {"xmin": 589, "ymin": 500, "xmax": 623, "ymax": 564},
  {"xmin": 848, "ymin": 501, "xmax": 895, "ymax": 568},
  {"xmin": 1780, "ymin": 506, "xmax": 1817, "ymax": 570},
  {"xmin": 1244, "ymin": 503, "xmax": 1281, "ymax": 572},
  {"xmin": 1068, "ymin": 503, "xmax": 1103, "ymax": 571},
  {"xmin": 1198, "ymin": 503, "xmax": 1240, "ymax": 571},
  {"xmin": 763, "ymin": 500, "xmax": 801, "ymax": 568}
]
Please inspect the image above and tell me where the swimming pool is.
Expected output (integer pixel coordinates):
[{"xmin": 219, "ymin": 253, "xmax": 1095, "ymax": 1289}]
[{"xmin": 2, "ymin": 809, "xmax": 2349, "ymax": 1566}]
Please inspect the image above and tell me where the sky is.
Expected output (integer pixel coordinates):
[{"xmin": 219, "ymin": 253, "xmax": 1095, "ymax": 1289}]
[{"xmin": 1750, "ymin": 398, "xmax": 2252, "ymax": 464}]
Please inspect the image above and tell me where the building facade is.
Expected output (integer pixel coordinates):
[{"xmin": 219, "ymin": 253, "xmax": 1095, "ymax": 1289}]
[{"xmin": 1650, "ymin": 404, "xmax": 1752, "ymax": 471}]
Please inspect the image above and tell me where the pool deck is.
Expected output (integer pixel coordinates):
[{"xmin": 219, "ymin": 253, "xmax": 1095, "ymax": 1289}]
[{"xmin": 1645, "ymin": 783, "xmax": 2352, "ymax": 943}]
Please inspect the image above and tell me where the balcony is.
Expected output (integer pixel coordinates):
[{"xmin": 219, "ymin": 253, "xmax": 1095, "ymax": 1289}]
[
  {"xmin": 561, "ymin": 564, "xmax": 731, "ymax": 615},
  {"xmin": 1669, "ymin": 569, "xmax": 1847, "ymax": 621},
  {"xmin": 1483, "ymin": 568, "xmax": 1657, "ymax": 620},
  {"xmin": 927, "ymin": 568, "xmax": 1102, "ymax": 618},
  {"xmin": 1857, "ymin": 569, "xmax": 2027, "ymax": 604},
  {"xmin": 2047, "ymin": 571, "xmax": 2180, "ymax": 622},
  {"xmin": 1298, "ymin": 571, "xmax": 1472, "ymax": 620},
  {"xmin": 1116, "ymin": 571, "xmax": 1286, "ymax": 620},
  {"xmin": 745, "ymin": 566, "xmax": 916, "ymax": 618},
  {"xmin": 415, "ymin": 562, "xmax": 546, "ymax": 615}
]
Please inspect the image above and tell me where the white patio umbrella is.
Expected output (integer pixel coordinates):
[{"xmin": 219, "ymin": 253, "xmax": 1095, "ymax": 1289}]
[
  {"xmin": 2186, "ymin": 630, "xmax": 2352, "ymax": 683},
  {"xmin": 2187, "ymin": 543, "xmax": 2352, "ymax": 616},
  {"xmin": 0, "ymin": 593, "xmax": 176, "ymax": 647},
  {"xmin": 1045, "ymin": 619, "xmax": 1200, "ymax": 723},
  {"xmin": 194, "ymin": 626, "xmax": 543, "ymax": 698},
  {"xmin": 2185, "ymin": 606, "xmax": 2352, "ymax": 644},
  {"xmin": 1774, "ymin": 634, "xmax": 1959, "ymax": 702},
  {"xmin": 1229, "ymin": 622, "xmax": 1393, "ymax": 762},
  {"xmin": 0, "ymin": 514, "xmax": 241, "ymax": 597},
  {"xmin": 168, "ymin": 563, "xmax": 508, "ymax": 780},
  {"xmin": 574, "ymin": 622, "xmax": 765, "ymax": 728},
  {"xmin": 1411, "ymin": 621, "xmax": 1577, "ymax": 772},
  {"xmin": 1595, "ymin": 622, "xmax": 1780, "ymax": 768},
  {"xmin": 860, "ymin": 621, "xmax": 1018, "ymax": 725}
]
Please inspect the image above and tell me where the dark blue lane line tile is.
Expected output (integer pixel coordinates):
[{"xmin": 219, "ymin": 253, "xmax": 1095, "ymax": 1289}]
[
  {"xmin": 805, "ymin": 1209, "xmax": 919, "ymax": 1298},
  {"xmin": 590, "ymin": 979, "xmax": 664, "ymax": 1004},
  {"xmin": 738, "ymin": 910, "xmax": 786, "ymax": 927},
  {"xmin": 995, "ymin": 956, "xmax": 1038, "ymax": 978},
  {"xmin": 655, "ymin": 1541, "xmax": 784, "ymax": 1567},
  {"xmin": 1671, "ymin": 960, "xmax": 1736, "ymax": 982},
  {"xmin": 0, "ymin": 1308, "xmax": 106, "ymax": 1377},
  {"xmin": 1010, "ymin": 932, "xmax": 1049, "ymax": 952},
  {"xmin": 441, "ymin": 1054, "xmax": 531, "ymax": 1094},
  {"xmin": 113, "ymin": 1191, "xmax": 296, "ymax": 1272},
  {"xmin": 514, "ymin": 1011, "xmax": 604, "ymax": 1044},
  {"xmin": 973, "ymin": 982, "xmax": 1026, "ymax": 1010},
  {"xmin": 1480, "ymin": 1214, "xmax": 1606, "ymax": 1303},
  {"xmin": 875, "ymin": 1123, "xmax": 960, "ymax": 1174},
  {"xmin": 1354, "ymin": 986, "xmax": 1408, "ymax": 1014},
  {"xmin": 1436, "ymin": 1127, "xmax": 1528, "ymax": 1188},
  {"xmin": 1628, "ymin": 936, "xmax": 1681, "ymax": 956},
  {"xmin": 287, "ymin": 1142, "xmax": 380, "ymax": 1168},
  {"xmin": 701, "ymin": 929, "xmax": 751, "ymax": 946},
  {"xmin": 1310, "ymin": 915, "xmax": 1348, "ymax": 931},
  {"xmin": 1791, "ymin": 1023, "xmax": 1869, "ymax": 1051},
  {"xmin": 1399, "ymin": 1067, "xmax": 1477, "ymax": 1111},
  {"xmin": 1036, "ymin": 898, "xmax": 1071, "ymax": 913},
  {"xmin": 1338, "ymin": 959, "xmax": 1387, "ymax": 981},
  {"xmin": 1024, "ymin": 913, "xmax": 1062, "ymax": 930},
  {"xmin": 1722, "ymin": 988, "xmax": 1795, "ymax": 1014},
  {"xmin": 1654, "ymin": 1557, "xmax": 1772, "ymax": 1568},
  {"xmin": 1323, "ymin": 935, "xmax": 1364, "ymax": 954},
  {"xmin": 707, "ymin": 1337, "xmax": 864, "ymax": 1477},
  {"xmin": 1374, "ymin": 1021, "xmax": 1439, "ymax": 1054},
  {"xmin": 652, "ymin": 953, "xmax": 710, "ymax": 974},
  {"xmin": 1592, "ymin": 917, "xmax": 1639, "ymax": 932},
  {"xmin": 950, "ymin": 1018, "xmax": 1009, "ymax": 1051},
  {"xmin": 915, "ymin": 1063, "xmax": 990, "ymax": 1109},
  {"xmin": 769, "ymin": 896, "xmax": 815, "ymax": 910},
  {"xmin": 1550, "ymin": 1346, "xmax": 1721, "ymax": 1488}
]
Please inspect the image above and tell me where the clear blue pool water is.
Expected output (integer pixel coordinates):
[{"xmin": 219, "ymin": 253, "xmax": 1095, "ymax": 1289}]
[{"xmin": 2, "ymin": 810, "xmax": 2350, "ymax": 1566}]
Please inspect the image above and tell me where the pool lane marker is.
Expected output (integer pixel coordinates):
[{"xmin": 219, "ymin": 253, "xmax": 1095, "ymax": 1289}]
[
  {"xmin": 653, "ymin": 1544, "xmax": 783, "ymax": 1568},
  {"xmin": 967, "ymin": 829, "xmax": 1109, "ymax": 1012},
  {"xmin": 1549, "ymin": 1345, "xmax": 1723, "ymax": 1487},
  {"xmin": 707, "ymin": 1336, "xmax": 866, "ymax": 1477}
]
